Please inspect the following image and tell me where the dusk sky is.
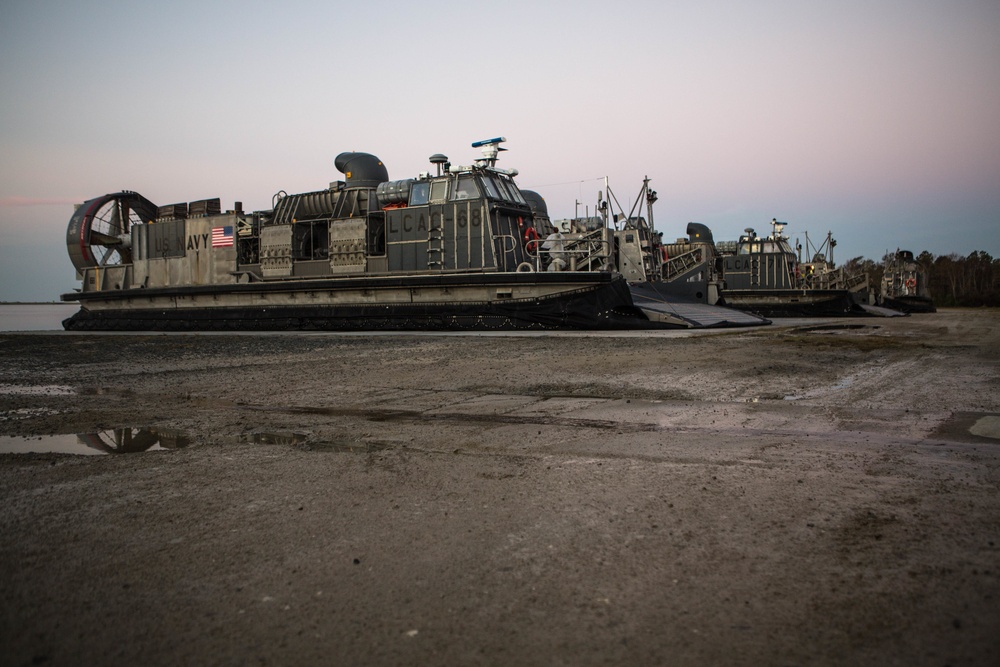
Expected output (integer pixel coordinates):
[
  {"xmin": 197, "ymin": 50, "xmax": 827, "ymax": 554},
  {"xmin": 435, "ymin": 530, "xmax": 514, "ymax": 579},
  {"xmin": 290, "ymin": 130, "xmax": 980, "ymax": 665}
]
[{"xmin": 2, "ymin": 0, "xmax": 998, "ymax": 302}]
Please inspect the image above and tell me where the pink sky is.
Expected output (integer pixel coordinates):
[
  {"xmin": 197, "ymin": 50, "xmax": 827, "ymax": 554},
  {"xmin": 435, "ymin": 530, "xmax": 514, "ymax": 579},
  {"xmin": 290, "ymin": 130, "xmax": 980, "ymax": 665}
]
[{"xmin": 1, "ymin": 0, "xmax": 998, "ymax": 301}]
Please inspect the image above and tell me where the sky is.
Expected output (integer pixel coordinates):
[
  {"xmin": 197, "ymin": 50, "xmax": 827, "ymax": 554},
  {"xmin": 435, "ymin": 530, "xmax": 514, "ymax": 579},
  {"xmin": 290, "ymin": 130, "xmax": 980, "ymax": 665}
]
[{"xmin": 1, "ymin": 0, "xmax": 998, "ymax": 301}]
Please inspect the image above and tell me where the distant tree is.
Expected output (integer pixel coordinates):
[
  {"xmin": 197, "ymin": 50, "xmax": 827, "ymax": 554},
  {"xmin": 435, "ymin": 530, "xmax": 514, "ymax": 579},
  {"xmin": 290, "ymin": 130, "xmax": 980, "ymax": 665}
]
[
  {"xmin": 932, "ymin": 254, "xmax": 962, "ymax": 305},
  {"xmin": 993, "ymin": 256, "xmax": 1000, "ymax": 304},
  {"xmin": 917, "ymin": 250, "xmax": 934, "ymax": 271},
  {"xmin": 965, "ymin": 251, "xmax": 996, "ymax": 306}
]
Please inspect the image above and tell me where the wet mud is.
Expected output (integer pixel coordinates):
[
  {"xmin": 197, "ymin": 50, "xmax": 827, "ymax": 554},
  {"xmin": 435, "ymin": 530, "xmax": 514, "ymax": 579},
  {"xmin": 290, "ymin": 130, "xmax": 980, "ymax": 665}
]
[{"xmin": 1, "ymin": 310, "xmax": 999, "ymax": 666}]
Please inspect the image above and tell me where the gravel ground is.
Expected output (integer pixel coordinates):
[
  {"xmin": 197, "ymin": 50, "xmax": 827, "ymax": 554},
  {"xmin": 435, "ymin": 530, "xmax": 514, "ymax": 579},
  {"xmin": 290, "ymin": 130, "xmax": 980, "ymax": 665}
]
[{"xmin": 1, "ymin": 309, "xmax": 999, "ymax": 666}]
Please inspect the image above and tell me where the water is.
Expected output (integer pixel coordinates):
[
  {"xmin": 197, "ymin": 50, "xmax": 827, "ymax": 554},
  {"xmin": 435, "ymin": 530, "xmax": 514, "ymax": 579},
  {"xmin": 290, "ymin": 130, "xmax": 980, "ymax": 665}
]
[
  {"xmin": 0, "ymin": 428, "xmax": 388, "ymax": 455},
  {"xmin": 0, "ymin": 434, "xmax": 106, "ymax": 456},
  {"xmin": 0, "ymin": 303, "xmax": 79, "ymax": 332},
  {"xmin": 0, "ymin": 428, "xmax": 191, "ymax": 455}
]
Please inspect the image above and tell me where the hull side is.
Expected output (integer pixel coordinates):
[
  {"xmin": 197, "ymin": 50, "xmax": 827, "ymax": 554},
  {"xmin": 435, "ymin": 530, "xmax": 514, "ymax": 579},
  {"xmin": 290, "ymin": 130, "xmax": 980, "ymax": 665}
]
[
  {"xmin": 62, "ymin": 274, "xmax": 671, "ymax": 331},
  {"xmin": 719, "ymin": 289, "xmax": 861, "ymax": 318},
  {"xmin": 881, "ymin": 296, "xmax": 937, "ymax": 314}
]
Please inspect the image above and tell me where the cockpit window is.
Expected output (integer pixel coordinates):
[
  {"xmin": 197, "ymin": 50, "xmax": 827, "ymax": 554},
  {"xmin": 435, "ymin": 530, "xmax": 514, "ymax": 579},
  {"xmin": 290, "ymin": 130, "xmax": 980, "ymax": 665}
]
[
  {"xmin": 451, "ymin": 176, "xmax": 480, "ymax": 201},
  {"xmin": 491, "ymin": 176, "xmax": 513, "ymax": 201},
  {"xmin": 483, "ymin": 174, "xmax": 525, "ymax": 204},
  {"xmin": 409, "ymin": 181, "xmax": 430, "ymax": 206},
  {"xmin": 480, "ymin": 176, "xmax": 499, "ymax": 200},
  {"xmin": 476, "ymin": 173, "xmax": 526, "ymax": 204},
  {"xmin": 500, "ymin": 176, "xmax": 526, "ymax": 204},
  {"xmin": 429, "ymin": 179, "xmax": 449, "ymax": 202}
]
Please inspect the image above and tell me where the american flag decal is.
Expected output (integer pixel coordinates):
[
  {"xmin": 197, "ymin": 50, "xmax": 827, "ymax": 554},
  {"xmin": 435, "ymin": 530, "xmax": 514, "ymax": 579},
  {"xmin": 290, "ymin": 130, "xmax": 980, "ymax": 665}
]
[{"xmin": 211, "ymin": 225, "xmax": 234, "ymax": 248}]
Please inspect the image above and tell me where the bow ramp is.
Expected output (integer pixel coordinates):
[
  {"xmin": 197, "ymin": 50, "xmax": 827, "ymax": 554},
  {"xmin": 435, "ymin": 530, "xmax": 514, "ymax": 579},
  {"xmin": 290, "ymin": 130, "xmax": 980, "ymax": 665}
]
[
  {"xmin": 629, "ymin": 282, "xmax": 770, "ymax": 329},
  {"xmin": 856, "ymin": 303, "xmax": 909, "ymax": 317}
]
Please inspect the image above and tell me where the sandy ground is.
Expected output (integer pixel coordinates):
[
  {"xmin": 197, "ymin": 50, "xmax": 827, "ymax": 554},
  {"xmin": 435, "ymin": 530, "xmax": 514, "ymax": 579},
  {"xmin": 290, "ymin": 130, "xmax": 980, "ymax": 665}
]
[{"xmin": 1, "ymin": 309, "xmax": 998, "ymax": 666}]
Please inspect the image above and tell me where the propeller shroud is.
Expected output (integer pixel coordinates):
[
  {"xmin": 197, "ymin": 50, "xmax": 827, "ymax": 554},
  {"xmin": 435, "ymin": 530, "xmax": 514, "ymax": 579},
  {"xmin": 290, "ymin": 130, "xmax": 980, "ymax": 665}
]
[{"xmin": 66, "ymin": 191, "xmax": 158, "ymax": 272}]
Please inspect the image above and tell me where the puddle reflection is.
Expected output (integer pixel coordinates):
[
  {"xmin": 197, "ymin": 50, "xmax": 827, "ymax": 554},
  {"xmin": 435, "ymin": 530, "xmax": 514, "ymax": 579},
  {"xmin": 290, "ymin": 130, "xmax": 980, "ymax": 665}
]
[
  {"xmin": 0, "ymin": 428, "xmax": 190, "ymax": 456},
  {"xmin": 2, "ymin": 428, "xmax": 395, "ymax": 456},
  {"xmin": 247, "ymin": 432, "xmax": 309, "ymax": 446},
  {"xmin": 932, "ymin": 412, "xmax": 1000, "ymax": 443}
]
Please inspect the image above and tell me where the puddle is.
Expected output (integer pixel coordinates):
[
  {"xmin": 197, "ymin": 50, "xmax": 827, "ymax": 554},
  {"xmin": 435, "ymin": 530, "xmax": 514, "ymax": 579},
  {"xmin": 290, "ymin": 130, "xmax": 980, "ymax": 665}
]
[
  {"xmin": 0, "ymin": 428, "xmax": 191, "ymax": 456},
  {"xmin": 0, "ymin": 384, "xmax": 76, "ymax": 396},
  {"xmin": 792, "ymin": 324, "xmax": 874, "ymax": 333},
  {"xmin": 246, "ymin": 432, "xmax": 310, "ymax": 446},
  {"xmin": 2, "ymin": 427, "xmax": 396, "ymax": 457},
  {"xmin": 930, "ymin": 412, "xmax": 1000, "ymax": 443},
  {"xmin": 969, "ymin": 415, "xmax": 1000, "ymax": 439}
]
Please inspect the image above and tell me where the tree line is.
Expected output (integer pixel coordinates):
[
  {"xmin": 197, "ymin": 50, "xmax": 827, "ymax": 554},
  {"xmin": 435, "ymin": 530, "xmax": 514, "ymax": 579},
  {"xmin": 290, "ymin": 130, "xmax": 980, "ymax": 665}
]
[{"xmin": 844, "ymin": 251, "xmax": 1000, "ymax": 307}]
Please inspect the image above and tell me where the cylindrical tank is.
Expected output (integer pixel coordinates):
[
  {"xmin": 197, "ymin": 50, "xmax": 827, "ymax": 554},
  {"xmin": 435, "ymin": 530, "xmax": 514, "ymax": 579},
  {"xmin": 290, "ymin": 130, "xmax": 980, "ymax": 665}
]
[
  {"xmin": 376, "ymin": 179, "xmax": 414, "ymax": 207},
  {"xmin": 296, "ymin": 191, "xmax": 339, "ymax": 217},
  {"xmin": 334, "ymin": 152, "xmax": 389, "ymax": 189},
  {"xmin": 662, "ymin": 242, "xmax": 694, "ymax": 258},
  {"xmin": 273, "ymin": 189, "xmax": 341, "ymax": 221}
]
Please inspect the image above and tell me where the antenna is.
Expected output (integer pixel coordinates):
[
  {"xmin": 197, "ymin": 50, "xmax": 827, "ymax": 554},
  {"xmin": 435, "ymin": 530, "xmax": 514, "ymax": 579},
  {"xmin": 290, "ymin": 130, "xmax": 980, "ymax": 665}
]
[
  {"xmin": 471, "ymin": 136, "xmax": 507, "ymax": 167},
  {"xmin": 429, "ymin": 153, "xmax": 449, "ymax": 177},
  {"xmin": 771, "ymin": 218, "xmax": 787, "ymax": 238}
]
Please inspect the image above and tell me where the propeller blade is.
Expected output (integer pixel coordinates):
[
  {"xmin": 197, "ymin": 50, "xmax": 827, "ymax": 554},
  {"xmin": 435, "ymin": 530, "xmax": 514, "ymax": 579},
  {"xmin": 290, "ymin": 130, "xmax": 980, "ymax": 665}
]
[
  {"xmin": 121, "ymin": 201, "xmax": 131, "ymax": 233},
  {"xmin": 108, "ymin": 201, "xmax": 122, "ymax": 237},
  {"xmin": 89, "ymin": 231, "xmax": 122, "ymax": 246}
]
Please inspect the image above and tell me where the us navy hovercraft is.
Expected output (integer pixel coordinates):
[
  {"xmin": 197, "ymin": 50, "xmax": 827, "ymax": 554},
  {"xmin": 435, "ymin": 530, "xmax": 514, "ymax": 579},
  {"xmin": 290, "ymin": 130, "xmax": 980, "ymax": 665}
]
[
  {"xmin": 879, "ymin": 250, "xmax": 936, "ymax": 313},
  {"xmin": 61, "ymin": 138, "xmax": 766, "ymax": 331}
]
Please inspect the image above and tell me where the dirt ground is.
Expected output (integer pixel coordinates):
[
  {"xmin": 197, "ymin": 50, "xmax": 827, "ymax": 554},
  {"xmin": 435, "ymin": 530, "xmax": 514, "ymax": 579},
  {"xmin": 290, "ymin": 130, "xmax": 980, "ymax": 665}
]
[{"xmin": 1, "ymin": 309, "xmax": 999, "ymax": 666}]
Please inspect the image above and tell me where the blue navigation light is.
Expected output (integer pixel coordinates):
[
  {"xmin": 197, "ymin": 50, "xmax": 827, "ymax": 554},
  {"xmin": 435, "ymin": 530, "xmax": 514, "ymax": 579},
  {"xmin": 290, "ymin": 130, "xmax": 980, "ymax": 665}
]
[{"xmin": 471, "ymin": 136, "xmax": 506, "ymax": 147}]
